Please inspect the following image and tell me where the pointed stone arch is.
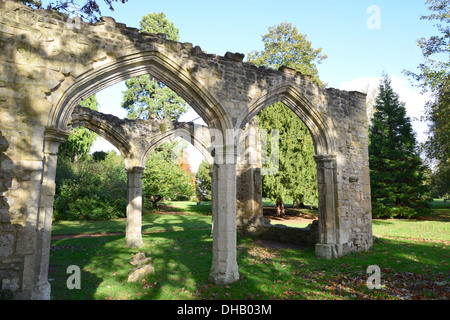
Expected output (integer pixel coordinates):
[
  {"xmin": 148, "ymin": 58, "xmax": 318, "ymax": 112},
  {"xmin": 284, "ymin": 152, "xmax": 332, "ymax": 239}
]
[
  {"xmin": 69, "ymin": 105, "xmax": 134, "ymax": 160},
  {"xmin": 239, "ymin": 83, "xmax": 336, "ymax": 156},
  {"xmin": 142, "ymin": 123, "xmax": 213, "ymax": 167},
  {"xmin": 239, "ymin": 82, "xmax": 347, "ymax": 258},
  {"xmin": 47, "ymin": 50, "xmax": 231, "ymax": 133}
]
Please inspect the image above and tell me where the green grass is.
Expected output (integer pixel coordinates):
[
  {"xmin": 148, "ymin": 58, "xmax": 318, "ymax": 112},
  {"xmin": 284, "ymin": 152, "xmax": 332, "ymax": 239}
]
[
  {"xmin": 52, "ymin": 208, "xmax": 212, "ymax": 236},
  {"xmin": 49, "ymin": 200, "xmax": 449, "ymax": 300},
  {"xmin": 159, "ymin": 200, "xmax": 212, "ymax": 215}
]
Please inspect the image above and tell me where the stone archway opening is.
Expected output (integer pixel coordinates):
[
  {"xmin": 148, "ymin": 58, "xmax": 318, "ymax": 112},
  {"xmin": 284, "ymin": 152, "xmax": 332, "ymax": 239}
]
[
  {"xmin": 236, "ymin": 100, "xmax": 320, "ymax": 248},
  {"xmin": 250, "ymin": 101, "xmax": 319, "ymax": 243},
  {"xmin": 237, "ymin": 83, "xmax": 344, "ymax": 259},
  {"xmin": 64, "ymin": 82, "xmax": 214, "ymax": 239},
  {"xmin": 36, "ymin": 60, "xmax": 222, "ymax": 298}
]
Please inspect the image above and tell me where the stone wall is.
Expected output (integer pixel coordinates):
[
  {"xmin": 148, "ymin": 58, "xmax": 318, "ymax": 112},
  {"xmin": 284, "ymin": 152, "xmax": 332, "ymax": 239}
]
[{"xmin": 258, "ymin": 221, "xmax": 319, "ymax": 247}]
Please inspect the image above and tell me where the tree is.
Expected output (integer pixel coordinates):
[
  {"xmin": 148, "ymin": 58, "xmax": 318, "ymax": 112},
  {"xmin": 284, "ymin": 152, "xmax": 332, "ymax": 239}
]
[
  {"xmin": 195, "ymin": 160, "xmax": 211, "ymax": 201},
  {"xmin": 247, "ymin": 22, "xmax": 324, "ymax": 215},
  {"xmin": 121, "ymin": 12, "xmax": 189, "ymax": 121},
  {"xmin": 22, "ymin": 0, "xmax": 128, "ymax": 23},
  {"xmin": 369, "ymin": 75, "xmax": 431, "ymax": 218},
  {"xmin": 58, "ymin": 95, "xmax": 99, "ymax": 163},
  {"xmin": 404, "ymin": 0, "xmax": 449, "ymax": 199},
  {"xmin": 247, "ymin": 22, "xmax": 328, "ymax": 86},
  {"xmin": 257, "ymin": 103, "xmax": 318, "ymax": 215},
  {"xmin": 139, "ymin": 12, "xmax": 180, "ymax": 41},
  {"xmin": 142, "ymin": 142, "xmax": 196, "ymax": 208}
]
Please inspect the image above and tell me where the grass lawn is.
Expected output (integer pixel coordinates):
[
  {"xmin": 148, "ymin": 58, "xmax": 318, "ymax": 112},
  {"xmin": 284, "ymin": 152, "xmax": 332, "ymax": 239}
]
[{"xmin": 49, "ymin": 200, "xmax": 449, "ymax": 300}]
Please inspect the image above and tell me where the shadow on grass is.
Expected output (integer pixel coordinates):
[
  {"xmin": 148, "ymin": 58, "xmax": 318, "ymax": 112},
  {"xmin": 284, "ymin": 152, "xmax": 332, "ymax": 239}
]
[
  {"xmin": 49, "ymin": 215, "xmax": 212, "ymax": 300},
  {"xmin": 156, "ymin": 202, "xmax": 212, "ymax": 216},
  {"xmin": 52, "ymin": 212, "xmax": 213, "ymax": 237},
  {"xmin": 49, "ymin": 223, "xmax": 449, "ymax": 300}
]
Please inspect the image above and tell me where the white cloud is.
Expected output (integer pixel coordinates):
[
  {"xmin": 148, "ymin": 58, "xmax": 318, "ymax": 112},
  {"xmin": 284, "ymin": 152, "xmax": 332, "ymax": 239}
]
[{"xmin": 340, "ymin": 75, "xmax": 431, "ymax": 143}]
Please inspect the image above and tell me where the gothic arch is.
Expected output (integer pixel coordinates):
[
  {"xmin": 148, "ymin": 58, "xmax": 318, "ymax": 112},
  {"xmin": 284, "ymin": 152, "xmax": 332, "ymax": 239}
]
[
  {"xmin": 69, "ymin": 106, "xmax": 133, "ymax": 159},
  {"xmin": 239, "ymin": 83, "xmax": 345, "ymax": 258},
  {"xmin": 142, "ymin": 125, "xmax": 213, "ymax": 167},
  {"xmin": 239, "ymin": 83, "xmax": 336, "ymax": 156},
  {"xmin": 47, "ymin": 50, "xmax": 231, "ymax": 134}
]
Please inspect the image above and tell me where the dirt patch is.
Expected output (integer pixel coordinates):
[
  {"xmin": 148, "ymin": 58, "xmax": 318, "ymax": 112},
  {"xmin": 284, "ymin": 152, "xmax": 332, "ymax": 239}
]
[
  {"xmin": 51, "ymin": 232, "xmax": 126, "ymax": 240},
  {"xmin": 263, "ymin": 207, "xmax": 317, "ymax": 226}
]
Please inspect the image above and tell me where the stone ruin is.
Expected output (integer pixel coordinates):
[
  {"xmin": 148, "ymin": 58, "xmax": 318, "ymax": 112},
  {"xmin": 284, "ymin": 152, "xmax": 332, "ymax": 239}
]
[{"xmin": 0, "ymin": 0, "xmax": 372, "ymax": 299}]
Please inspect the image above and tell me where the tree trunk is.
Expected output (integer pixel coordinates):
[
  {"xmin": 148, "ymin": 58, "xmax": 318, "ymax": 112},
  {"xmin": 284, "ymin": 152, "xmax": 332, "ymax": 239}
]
[
  {"xmin": 276, "ymin": 199, "xmax": 285, "ymax": 217},
  {"xmin": 150, "ymin": 195, "xmax": 163, "ymax": 208}
]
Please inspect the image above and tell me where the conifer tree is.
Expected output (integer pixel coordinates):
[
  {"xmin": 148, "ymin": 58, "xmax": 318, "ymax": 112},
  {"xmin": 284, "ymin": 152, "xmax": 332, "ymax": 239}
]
[
  {"xmin": 248, "ymin": 22, "xmax": 325, "ymax": 215},
  {"xmin": 369, "ymin": 75, "xmax": 431, "ymax": 218},
  {"xmin": 58, "ymin": 95, "xmax": 99, "ymax": 163},
  {"xmin": 121, "ymin": 12, "xmax": 188, "ymax": 121}
]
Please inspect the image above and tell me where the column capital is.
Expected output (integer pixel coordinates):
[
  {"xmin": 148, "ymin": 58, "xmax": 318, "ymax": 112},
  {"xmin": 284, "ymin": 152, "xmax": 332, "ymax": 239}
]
[
  {"xmin": 44, "ymin": 127, "xmax": 70, "ymax": 144},
  {"xmin": 313, "ymin": 154, "xmax": 336, "ymax": 163},
  {"xmin": 43, "ymin": 127, "xmax": 70, "ymax": 155},
  {"xmin": 213, "ymin": 144, "xmax": 237, "ymax": 165},
  {"xmin": 125, "ymin": 166, "xmax": 145, "ymax": 174},
  {"xmin": 314, "ymin": 154, "xmax": 337, "ymax": 170}
]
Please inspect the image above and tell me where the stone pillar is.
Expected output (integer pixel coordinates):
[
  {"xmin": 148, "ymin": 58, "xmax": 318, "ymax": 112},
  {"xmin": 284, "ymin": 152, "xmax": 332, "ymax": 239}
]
[
  {"xmin": 236, "ymin": 118, "xmax": 264, "ymax": 234},
  {"xmin": 209, "ymin": 169, "xmax": 214, "ymax": 238},
  {"xmin": 125, "ymin": 166, "xmax": 145, "ymax": 248},
  {"xmin": 32, "ymin": 128, "xmax": 69, "ymax": 300},
  {"xmin": 208, "ymin": 146, "xmax": 239, "ymax": 285},
  {"xmin": 313, "ymin": 154, "xmax": 345, "ymax": 259},
  {"xmin": 236, "ymin": 166, "xmax": 263, "ymax": 233}
]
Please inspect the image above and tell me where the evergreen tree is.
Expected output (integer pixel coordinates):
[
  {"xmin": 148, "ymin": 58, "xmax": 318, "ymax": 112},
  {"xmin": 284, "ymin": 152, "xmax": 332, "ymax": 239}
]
[
  {"xmin": 121, "ymin": 12, "xmax": 188, "ymax": 121},
  {"xmin": 369, "ymin": 75, "xmax": 431, "ymax": 218},
  {"xmin": 58, "ymin": 95, "xmax": 99, "ymax": 163},
  {"xmin": 248, "ymin": 22, "xmax": 324, "ymax": 215}
]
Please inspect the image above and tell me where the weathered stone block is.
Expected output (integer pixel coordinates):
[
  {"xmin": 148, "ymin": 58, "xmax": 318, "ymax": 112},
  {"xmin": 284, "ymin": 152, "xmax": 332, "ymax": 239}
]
[
  {"xmin": 127, "ymin": 264, "xmax": 155, "ymax": 283},
  {"xmin": 16, "ymin": 229, "xmax": 35, "ymax": 255},
  {"xmin": 0, "ymin": 233, "xmax": 14, "ymax": 258}
]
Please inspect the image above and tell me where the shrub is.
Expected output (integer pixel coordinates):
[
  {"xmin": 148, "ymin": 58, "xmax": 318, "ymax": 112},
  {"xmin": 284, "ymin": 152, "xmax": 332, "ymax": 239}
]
[{"xmin": 54, "ymin": 152, "xmax": 127, "ymax": 221}]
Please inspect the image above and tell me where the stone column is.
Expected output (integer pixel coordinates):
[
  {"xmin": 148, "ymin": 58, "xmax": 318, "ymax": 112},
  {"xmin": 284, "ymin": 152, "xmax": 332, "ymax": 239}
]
[
  {"xmin": 32, "ymin": 128, "xmax": 69, "ymax": 300},
  {"xmin": 313, "ymin": 154, "xmax": 344, "ymax": 259},
  {"xmin": 236, "ymin": 118, "xmax": 263, "ymax": 234},
  {"xmin": 209, "ymin": 168, "xmax": 214, "ymax": 238},
  {"xmin": 208, "ymin": 146, "xmax": 239, "ymax": 285},
  {"xmin": 125, "ymin": 166, "xmax": 145, "ymax": 248},
  {"xmin": 236, "ymin": 166, "xmax": 263, "ymax": 233}
]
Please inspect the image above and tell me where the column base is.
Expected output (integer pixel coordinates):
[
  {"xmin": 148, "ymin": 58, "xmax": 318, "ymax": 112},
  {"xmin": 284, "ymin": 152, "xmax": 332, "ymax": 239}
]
[
  {"xmin": 315, "ymin": 243, "xmax": 352, "ymax": 259},
  {"xmin": 125, "ymin": 237, "xmax": 144, "ymax": 249},
  {"xmin": 31, "ymin": 281, "xmax": 51, "ymax": 300},
  {"xmin": 208, "ymin": 262, "xmax": 239, "ymax": 286}
]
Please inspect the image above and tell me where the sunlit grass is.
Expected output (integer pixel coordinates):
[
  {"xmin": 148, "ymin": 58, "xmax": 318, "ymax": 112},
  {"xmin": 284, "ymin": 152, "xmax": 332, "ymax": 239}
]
[
  {"xmin": 372, "ymin": 219, "xmax": 449, "ymax": 241},
  {"xmin": 49, "ymin": 200, "xmax": 449, "ymax": 300}
]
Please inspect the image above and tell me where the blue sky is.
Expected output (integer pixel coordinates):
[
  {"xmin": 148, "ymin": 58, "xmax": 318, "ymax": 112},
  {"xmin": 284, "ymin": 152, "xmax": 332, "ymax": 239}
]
[
  {"xmin": 44, "ymin": 0, "xmax": 439, "ymax": 170},
  {"xmin": 90, "ymin": 0, "xmax": 436, "ymax": 86}
]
